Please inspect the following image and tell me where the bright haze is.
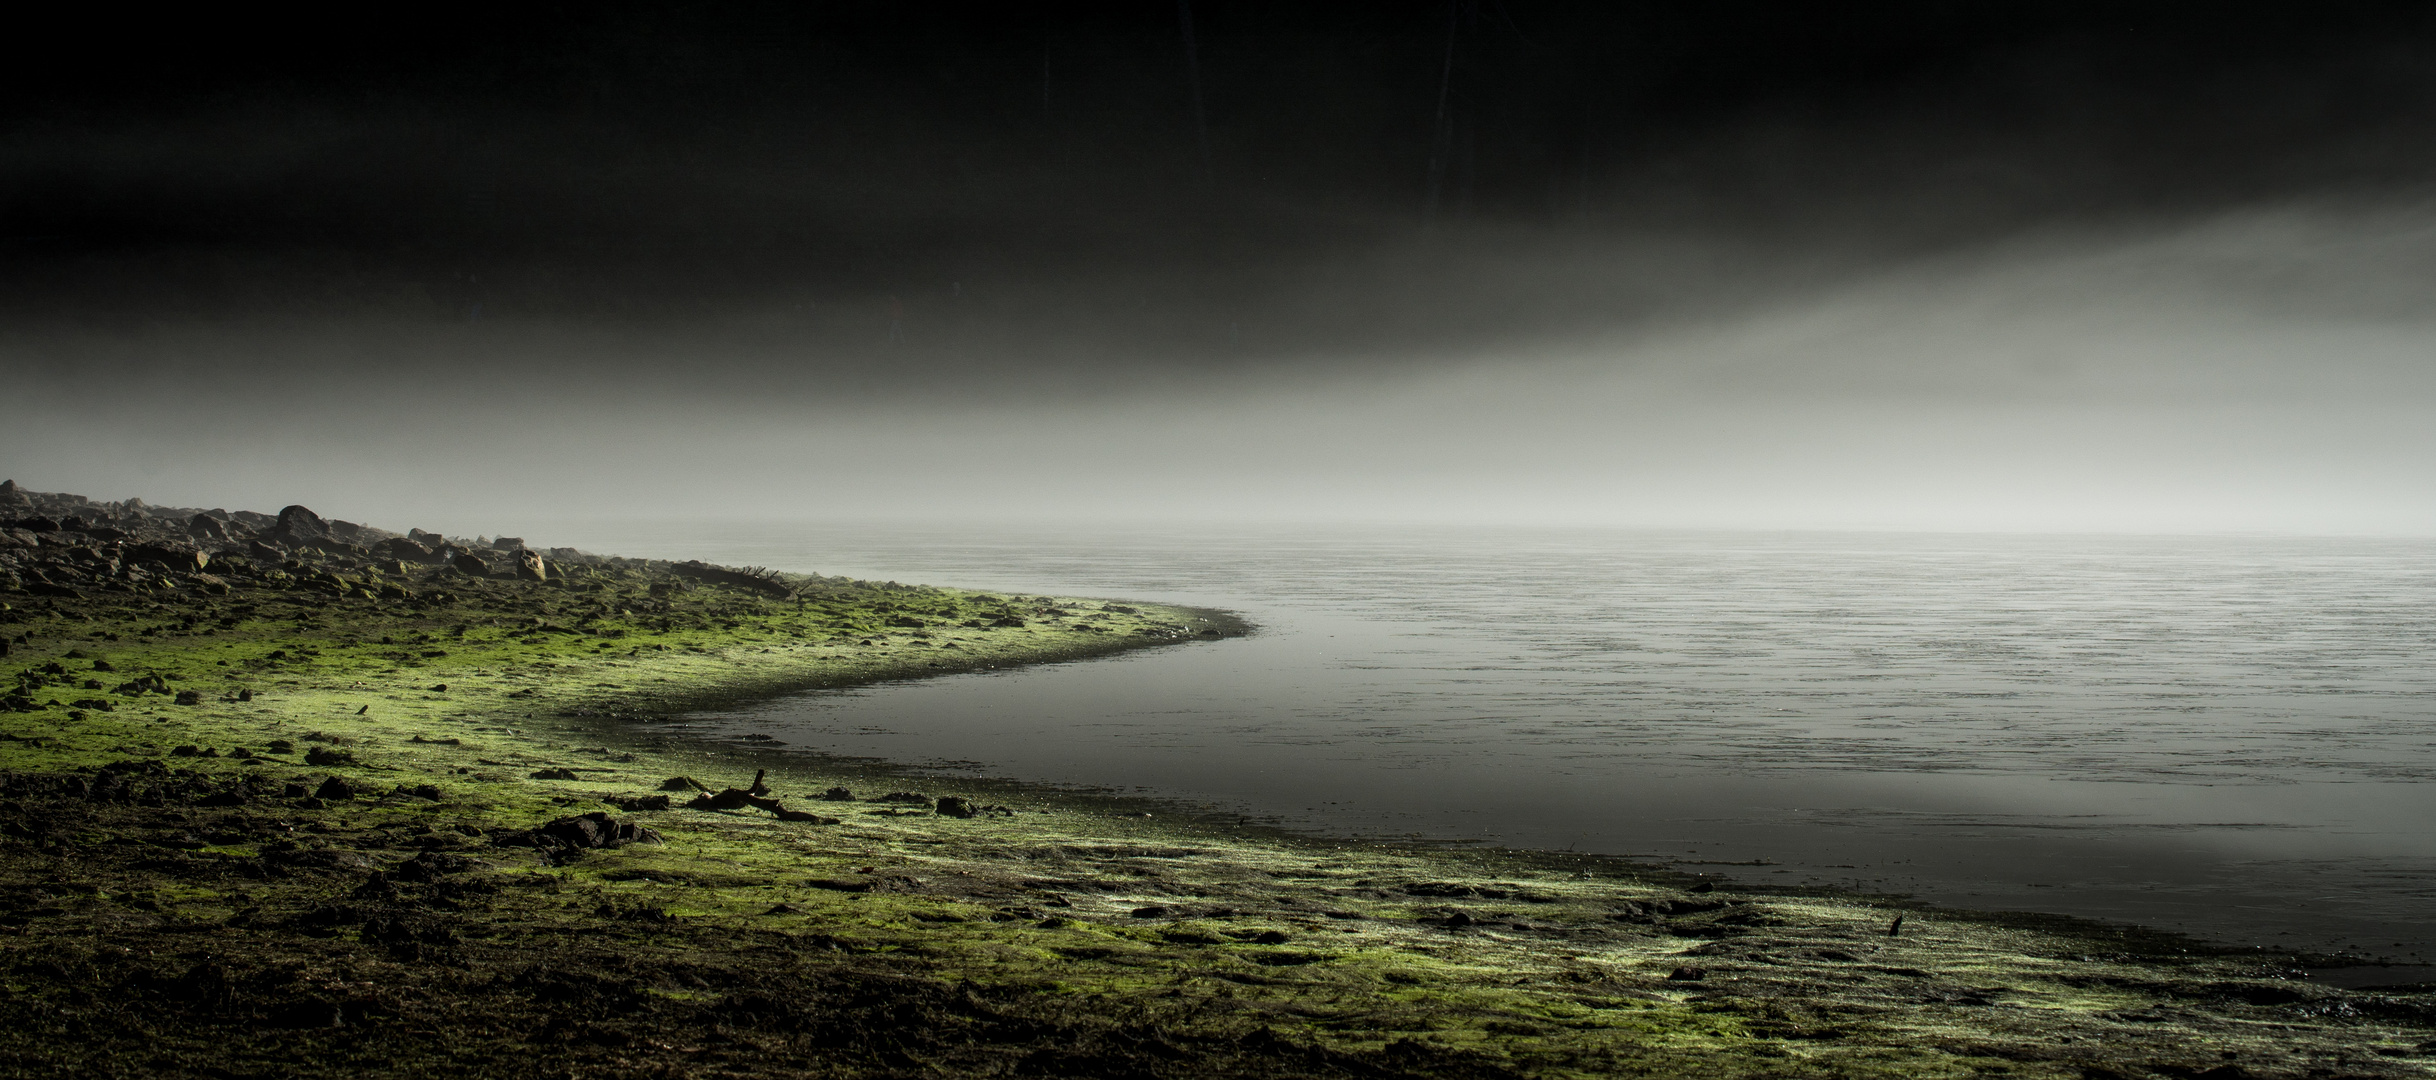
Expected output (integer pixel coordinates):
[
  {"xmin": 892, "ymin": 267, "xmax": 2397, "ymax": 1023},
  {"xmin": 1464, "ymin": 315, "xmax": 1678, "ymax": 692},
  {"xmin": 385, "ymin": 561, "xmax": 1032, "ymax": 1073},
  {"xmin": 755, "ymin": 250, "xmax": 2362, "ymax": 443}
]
[{"xmin": 6, "ymin": 2, "xmax": 2435, "ymax": 534}]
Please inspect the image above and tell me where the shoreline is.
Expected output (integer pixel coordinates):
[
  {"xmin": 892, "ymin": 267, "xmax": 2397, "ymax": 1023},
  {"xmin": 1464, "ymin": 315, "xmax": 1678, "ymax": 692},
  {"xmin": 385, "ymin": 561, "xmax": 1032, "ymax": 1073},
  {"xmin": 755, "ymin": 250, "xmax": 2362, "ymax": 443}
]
[{"xmin": 2, "ymin": 486, "xmax": 2431, "ymax": 1077}]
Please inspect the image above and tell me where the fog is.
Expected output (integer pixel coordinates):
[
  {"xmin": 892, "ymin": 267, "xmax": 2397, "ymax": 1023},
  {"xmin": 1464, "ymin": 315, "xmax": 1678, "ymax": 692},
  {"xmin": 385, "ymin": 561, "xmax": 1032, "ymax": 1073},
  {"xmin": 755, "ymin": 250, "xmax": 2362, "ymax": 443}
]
[
  {"xmin": 6, "ymin": 4, "xmax": 2435, "ymax": 535},
  {"xmin": 5, "ymin": 200, "xmax": 2432, "ymax": 534}
]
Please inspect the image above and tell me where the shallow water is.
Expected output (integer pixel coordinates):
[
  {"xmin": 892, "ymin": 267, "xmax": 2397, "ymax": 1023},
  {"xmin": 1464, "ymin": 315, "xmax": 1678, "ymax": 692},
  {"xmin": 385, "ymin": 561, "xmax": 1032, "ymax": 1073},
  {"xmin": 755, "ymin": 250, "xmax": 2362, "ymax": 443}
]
[{"xmin": 539, "ymin": 522, "xmax": 2436, "ymax": 960}]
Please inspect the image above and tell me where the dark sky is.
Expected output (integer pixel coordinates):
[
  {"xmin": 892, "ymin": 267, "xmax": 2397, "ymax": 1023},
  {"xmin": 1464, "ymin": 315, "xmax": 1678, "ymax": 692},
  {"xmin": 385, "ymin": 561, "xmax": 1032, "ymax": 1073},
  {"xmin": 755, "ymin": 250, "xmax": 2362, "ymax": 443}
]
[{"xmin": 7, "ymin": 2, "xmax": 2436, "ymax": 531}]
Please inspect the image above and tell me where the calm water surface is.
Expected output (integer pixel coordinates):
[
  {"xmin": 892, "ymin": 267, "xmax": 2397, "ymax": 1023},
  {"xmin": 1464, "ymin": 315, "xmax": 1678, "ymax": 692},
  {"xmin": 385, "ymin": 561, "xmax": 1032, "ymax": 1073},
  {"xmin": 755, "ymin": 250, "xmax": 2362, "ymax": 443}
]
[{"xmin": 540, "ymin": 523, "xmax": 2436, "ymax": 960}]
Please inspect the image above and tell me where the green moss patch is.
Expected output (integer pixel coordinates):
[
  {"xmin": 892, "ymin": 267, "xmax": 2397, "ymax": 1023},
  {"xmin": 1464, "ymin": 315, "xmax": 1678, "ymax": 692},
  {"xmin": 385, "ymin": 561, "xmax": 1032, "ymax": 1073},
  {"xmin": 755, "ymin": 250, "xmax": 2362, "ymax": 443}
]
[{"xmin": 0, "ymin": 515, "xmax": 2429, "ymax": 1077}]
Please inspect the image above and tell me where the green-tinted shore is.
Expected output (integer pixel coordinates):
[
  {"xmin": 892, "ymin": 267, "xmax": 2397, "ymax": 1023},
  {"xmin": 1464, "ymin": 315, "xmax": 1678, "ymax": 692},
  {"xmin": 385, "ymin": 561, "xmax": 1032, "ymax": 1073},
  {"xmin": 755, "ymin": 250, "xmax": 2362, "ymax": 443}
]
[{"xmin": 1, "ymin": 506, "xmax": 2431, "ymax": 1077}]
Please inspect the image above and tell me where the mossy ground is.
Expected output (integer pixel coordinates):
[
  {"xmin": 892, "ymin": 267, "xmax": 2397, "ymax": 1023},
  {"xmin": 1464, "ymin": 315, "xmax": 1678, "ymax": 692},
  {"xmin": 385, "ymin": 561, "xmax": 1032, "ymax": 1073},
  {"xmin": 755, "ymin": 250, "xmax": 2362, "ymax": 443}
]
[{"xmin": 0, "ymin": 562, "xmax": 2430, "ymax": 1079}]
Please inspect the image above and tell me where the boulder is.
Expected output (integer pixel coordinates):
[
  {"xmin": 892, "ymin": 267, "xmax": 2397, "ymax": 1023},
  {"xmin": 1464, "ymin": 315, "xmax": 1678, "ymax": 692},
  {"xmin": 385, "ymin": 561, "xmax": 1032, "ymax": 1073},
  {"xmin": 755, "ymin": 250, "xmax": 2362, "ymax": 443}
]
[
  {"xmin": 516, "ymin": 550, "xmax": 548, "ymax": 581},
  {"xmin": 493, "ymin": 812, "xmax": 663, "ymax": 851},
  {"xmin": 264, "ymin": 505, "xmax": 329, "ymax": 546},
  {"xmin": 125, "ymin": 543, "xmax": 209, "ymax": 572},
  {"xmin": 450, "ymin": 553, "xmax": 491, "ymax": 576},
  {"xmin": 372, "ymin": 537, "xmax": 435, "ymax": 563},
  {"xmin": 491, "ymin": 537, "xmax": 526, "ymax": 551},
  {"xmin": 188, "ymin": 514, "xmax": 230, "ymax": 540},
  {"xmin": 247, "ymin": 540, "xmax": 285, "ymax": 561}
]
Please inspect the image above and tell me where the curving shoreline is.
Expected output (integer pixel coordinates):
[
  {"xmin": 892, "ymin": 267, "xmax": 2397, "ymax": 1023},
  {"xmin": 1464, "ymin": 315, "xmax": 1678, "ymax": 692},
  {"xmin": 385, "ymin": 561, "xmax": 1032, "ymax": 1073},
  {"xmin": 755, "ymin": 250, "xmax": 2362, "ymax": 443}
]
[{"xmin": 1, "ymin": 484, "xmax": 2431, "ymax": 1077}]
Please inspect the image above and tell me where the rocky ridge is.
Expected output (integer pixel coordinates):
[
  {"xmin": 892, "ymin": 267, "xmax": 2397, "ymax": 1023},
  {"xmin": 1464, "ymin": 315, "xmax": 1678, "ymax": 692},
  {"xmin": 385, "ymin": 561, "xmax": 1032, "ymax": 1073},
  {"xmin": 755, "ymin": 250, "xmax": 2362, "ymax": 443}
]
[{"xmin": 0, "ymin": 479, "xmax": 797, "ymax": 611}]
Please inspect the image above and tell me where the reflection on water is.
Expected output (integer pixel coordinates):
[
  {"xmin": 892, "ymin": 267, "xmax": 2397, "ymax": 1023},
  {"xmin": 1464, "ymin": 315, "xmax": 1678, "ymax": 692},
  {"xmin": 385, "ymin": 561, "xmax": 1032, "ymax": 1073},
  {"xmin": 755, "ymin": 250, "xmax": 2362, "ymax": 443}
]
[{"xmin": 538, "ymin": 522, "xmax": 2436, "ymax": 960}]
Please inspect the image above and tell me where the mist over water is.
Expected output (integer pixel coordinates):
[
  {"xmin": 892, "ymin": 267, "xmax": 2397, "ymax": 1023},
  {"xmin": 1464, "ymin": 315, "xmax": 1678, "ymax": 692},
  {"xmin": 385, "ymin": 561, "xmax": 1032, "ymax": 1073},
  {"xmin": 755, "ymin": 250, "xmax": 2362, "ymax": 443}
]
[
  {"xmin": 10, "ymin": 203, "xmax": 2436, "ymax": 534},
  {"xmin": 539, "ymin": 520, "xmax": 2436, "ymax": 960}
]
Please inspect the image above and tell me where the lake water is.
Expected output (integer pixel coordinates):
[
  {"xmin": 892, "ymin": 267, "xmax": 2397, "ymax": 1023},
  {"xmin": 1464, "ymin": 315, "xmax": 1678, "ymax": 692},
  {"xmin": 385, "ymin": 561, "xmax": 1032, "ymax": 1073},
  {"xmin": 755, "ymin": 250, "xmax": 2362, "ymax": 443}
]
[{"xmin": 539, "ymin": 522, "xmax": 2436, "ymax": 962}]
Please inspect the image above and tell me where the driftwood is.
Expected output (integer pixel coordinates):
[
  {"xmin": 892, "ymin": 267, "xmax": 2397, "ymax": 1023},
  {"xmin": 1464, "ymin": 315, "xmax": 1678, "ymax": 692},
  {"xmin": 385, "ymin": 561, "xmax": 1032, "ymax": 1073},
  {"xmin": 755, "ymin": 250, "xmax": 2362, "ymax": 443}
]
[{"xmin": 684, "ymin": 768, "xmax": 835, "ymax": 823}]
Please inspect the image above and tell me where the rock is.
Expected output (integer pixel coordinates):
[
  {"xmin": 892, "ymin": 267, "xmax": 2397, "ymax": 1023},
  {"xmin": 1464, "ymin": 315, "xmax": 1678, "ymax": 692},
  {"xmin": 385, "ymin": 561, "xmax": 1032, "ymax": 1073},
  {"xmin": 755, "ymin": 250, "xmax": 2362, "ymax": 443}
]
[
  {"xmin": 528, "ymin": 767, "xmax": 580, "ymax": 780},
  {"xmin": 188, "ymin": 514, "xmax": 230, "ymax": 540},
  {"xmin": 123, "ymin": 543, "xmax": 209, "ymax": 572},
  {"xmin": 494, "ymin": 812, "xmax": 662, "ymax": 851},
  {"xmin": 659, "ymin": 776, "xmax": 711, "ymax": 792},
  {"xmin": 450, "ymin": 553, "xmax": 490, "ymax": 576},
  {"xmin": 1129, "ymin": 905, "xmax": 1171, "ymax": 919},
  {"xmin": 304, "ymin": 746, "xmax": 356, "ymax": 767},
  {"xmin": 1666, "ymin": 966, "xmax": 1707, "ymax": 982},
  {"xmin": 373, "ymin": 537, "xmax": 435, "ymax": 563},
  {"xmin": 1249, "ymin": 930, "xmax": 1290, "ymax": 945},
  {"xmin": 871, "ymin": 791, "xmax": 933, "ymax": 805},
  {"xmin": 516, "ymin": 550, "xmax": 548, "ymax": 582},
  {"xmin": 314, "ymin": 777, "xmax": 357, "ymax": 801},
  {"xmin": 114, "ymin": 674, "xmax": 170, "ymax": 696},
  {"xmin": 491, "ymin": 537, "xmax": 525, "ymax": 551},
  {"xmin": 266, "ymin": 505, "xmax": 330, "ymax": 546},
  {"xmin": 247, "ymin": 540, "xmax": 285, "ymax": 561},
  {"xmin": 818, "ymin": 786, "xmax": 856, "ymax": 801},
  {"xmin": 936, "ymin": 796, "xmax": 978, "ymax": 819},
  {"xmin": 173, "ymin": 690, "xmax": 201, "ymax": 706}
]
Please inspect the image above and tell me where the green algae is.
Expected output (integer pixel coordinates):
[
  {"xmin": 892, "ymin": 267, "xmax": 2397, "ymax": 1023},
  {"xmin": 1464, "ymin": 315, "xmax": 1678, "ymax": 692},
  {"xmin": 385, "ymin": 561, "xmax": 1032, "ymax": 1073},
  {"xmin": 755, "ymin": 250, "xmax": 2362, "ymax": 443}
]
[{"xmin": 0, "ymin": 558, "xmax": 2431, "ymax": 1078}]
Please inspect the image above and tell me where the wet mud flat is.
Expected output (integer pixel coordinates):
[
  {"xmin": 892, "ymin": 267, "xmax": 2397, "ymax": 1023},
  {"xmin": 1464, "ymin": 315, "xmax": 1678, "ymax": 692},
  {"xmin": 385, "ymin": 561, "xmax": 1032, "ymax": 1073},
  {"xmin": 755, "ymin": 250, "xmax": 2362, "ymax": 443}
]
[{"xmin": 0, "ymin": 485, "xmax": 2432, "ymax": 1078}]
